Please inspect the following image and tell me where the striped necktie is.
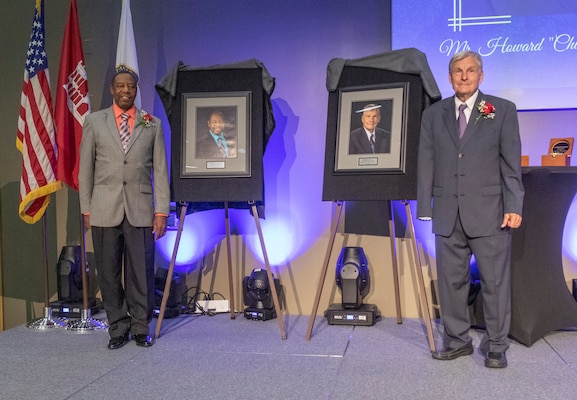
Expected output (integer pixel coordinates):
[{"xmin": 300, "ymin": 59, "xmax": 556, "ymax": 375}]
[
  {"xmin": 370, "ymin": 133, "xmax": 375, "ymax": 153},
  {"xmin": 120, "ymin": 113, "xmax": 130, "ymax": 152},
  {"xmin": 217, "ymin": 136, "xmax": 227, "ymax": 158}
]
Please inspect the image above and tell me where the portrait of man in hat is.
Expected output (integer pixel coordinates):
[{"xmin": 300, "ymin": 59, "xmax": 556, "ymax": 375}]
[{"xmin": 348, "ymin": 103, "xmax": 391, "ymax": 155}]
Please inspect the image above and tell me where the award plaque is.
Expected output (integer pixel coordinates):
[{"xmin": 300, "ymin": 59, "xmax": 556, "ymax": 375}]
[{"xmin": 541, "ymin": 137, "xmax": 574, "ymax": 166}]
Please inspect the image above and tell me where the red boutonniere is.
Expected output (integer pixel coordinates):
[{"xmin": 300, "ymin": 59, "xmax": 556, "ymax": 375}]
[
  {"xmin": 136, "ymin": 110, "xmax": 155, "ymax": 128},
  {"xmin": 474, "ymin": 100, "xmax": 495, "ymax": 125}
]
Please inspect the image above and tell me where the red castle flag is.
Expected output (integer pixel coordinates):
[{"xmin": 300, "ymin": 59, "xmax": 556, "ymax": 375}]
[
  {"xmin": 55, "ymin": 0, "xmax": 90, "ymax": 191},
  {"xmin": 16, "ymin": 0, "xmax": 62, "ymax": 224}
]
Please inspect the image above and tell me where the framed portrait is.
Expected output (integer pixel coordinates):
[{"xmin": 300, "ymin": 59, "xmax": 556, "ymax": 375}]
[
  {"xmin": 334, "ymin": 83, "xmax": 408, "ymax": 173},
  {"xmin": 181, "ymin": 91, "xmax": 251, "ymax": 178}
]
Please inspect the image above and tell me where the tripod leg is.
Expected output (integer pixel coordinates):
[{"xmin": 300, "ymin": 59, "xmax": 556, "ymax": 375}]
[
  {"xmin": 404, "ymin": 201, "xmax": 436, "ymax": 351},
  {"xmin": 250, "ymin": 203, "xmax": 287, "ymax": 340},
  {"xmin": 305, "ymin": 201, "xmax": 344, "ymax": 340},
  {"xmin": 224, "ymin": 203, "xmax": 236, "ymax": 319},
  {"xmin": 388, "ymin": 201, "xmax": 403, "ymax": 324},
  {"xmin": 155, "ymin": 203, "xmax": 187, "ymax": 339}
]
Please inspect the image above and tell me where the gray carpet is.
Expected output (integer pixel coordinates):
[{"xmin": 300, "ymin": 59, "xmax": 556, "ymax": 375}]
[{"xmin": 1, "ymin": 311, "xmax": 576, "ymax": 399}]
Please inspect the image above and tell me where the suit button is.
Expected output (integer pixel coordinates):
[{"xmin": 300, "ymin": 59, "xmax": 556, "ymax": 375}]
[
  {"xmin": 123, "ymin": 182, "xmax": 127, "ymax": 186},
  {"xmin": 453, "ymin": 194, "xmax": 458, "ymax": 198},
  {"xmin": 124, "ymin": 161, "xmax": 128, "ymax": 165},
  {"xmin": 458, "ymin": 153, "xmax": 463, "ymax": 158}
]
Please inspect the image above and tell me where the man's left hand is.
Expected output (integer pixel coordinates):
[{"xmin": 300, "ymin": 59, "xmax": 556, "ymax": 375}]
[
  {"xmin": 501, "ymin": 213, "xmax": 522, "ymax": 229},
  {"xmin": 153, "ymin": 215, "xmax": 167, "ymax": 240}
]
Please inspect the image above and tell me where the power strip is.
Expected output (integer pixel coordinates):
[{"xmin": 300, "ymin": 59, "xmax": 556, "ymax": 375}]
[{"xmin": 194, "ymin": 299, "xmax": 230, "ymax": 314}]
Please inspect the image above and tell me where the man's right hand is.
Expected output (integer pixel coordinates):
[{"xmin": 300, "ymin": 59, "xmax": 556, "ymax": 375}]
[{"xmin": 83, "ymin": 214, "xmax": 91, "ymax": 230}]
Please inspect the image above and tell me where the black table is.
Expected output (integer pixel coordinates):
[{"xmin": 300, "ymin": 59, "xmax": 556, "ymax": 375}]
[{"xmin": 508, "ymin": 167, "xmax": 577, "ymax": 346}]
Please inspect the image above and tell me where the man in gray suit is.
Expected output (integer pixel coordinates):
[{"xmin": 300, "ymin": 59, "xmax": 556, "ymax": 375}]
[
  {"xmin": 417, "ymin": 51, "xmax": 524, "ymax": 368},
  {"xmin": 79, "ymin": 68, "xmax": 170, "ymax": 349}
]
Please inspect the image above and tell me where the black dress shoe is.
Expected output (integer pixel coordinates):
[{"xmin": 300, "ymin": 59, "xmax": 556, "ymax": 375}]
[
  {"xmin": 134, "ymin": 334, "xmax": 155, "ymax": 347},
  {"xmin": 107, "ymin": 334, "xmax": 129, "ymax": 350},
  {"xmin": 431, "ymin": 343, "xmax": 473, "ymax": 360},
  {"xmin": 485, "ymin": 352, "xmax": 507, "ymax": 368}
]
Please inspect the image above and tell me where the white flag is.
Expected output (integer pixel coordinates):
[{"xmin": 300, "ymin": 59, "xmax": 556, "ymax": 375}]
[{"xmin": 115, "ymin": 0, "xmax": 141, "ymax": 108}]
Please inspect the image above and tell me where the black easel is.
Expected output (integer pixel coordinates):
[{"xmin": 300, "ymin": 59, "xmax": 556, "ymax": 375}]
[
  {"xmin": 305, "ymin": 200, "xmax": 435, "ymax": 351},
  {"xmin": 155, "ymin": 201, "xmax": 286, "ymax": 340}
]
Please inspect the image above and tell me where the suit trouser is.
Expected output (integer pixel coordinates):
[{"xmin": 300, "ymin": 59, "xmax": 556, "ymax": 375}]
[
  {"xmin": 92, "ymin": 217, "xmax": 155, "ymax": 338},
  {"xmin": 435, "ymin": 212, "xmax": 512, "ymax": 354}
]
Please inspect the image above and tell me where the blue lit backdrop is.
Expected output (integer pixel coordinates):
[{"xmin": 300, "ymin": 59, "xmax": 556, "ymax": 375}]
[
  {"xmin": 145, "ymin": 0, "xmax": 576, "ymax": 279},
  {"xmin": 392, "ymin": 0, "xmax": 577, "ymax": 276},
  {"xmin": 147, "ymin": 0, "xmax": 391, "ymax": 270}
]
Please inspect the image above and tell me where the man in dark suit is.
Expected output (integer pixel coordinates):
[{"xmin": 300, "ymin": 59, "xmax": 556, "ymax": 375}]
[
  {"xmin": 195, "ymin": 110, "xmax": 237, "ymax": 159},
  {"xmin": 348, "ymin": 104, "xmax": 391, "ymax": 154},
  {"xmin": 79, "ymin": 68, "xmax": 170, "ymax": 349},
  {"xmin": 417, "ymin": 51, "xmax": 524, "ymax": 368}
]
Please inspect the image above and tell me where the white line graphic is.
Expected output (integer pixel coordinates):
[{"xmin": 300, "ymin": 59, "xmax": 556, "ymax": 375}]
[{"xmin": 449, "ymin": 0, "xmax": 511, "ymax": 31}]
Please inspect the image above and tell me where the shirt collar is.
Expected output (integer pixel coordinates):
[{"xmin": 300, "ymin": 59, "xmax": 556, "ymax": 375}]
[
  {"xmin": 113, "ymin": 103, "xmax": 137, "ymax": 120},
  {"xmin": 455, "ymin": 90, "xmax": 479, "ymax": 111},
  {"xmin": 209, "ymin": 131, "xmax": 224, "ymax": 141}
]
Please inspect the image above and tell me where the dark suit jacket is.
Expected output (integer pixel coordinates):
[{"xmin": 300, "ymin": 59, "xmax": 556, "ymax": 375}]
[
  {"xmin": 349, "ymin": 127, "xmax": 391, "ymax": 154},
  {"xmin": 78, "ymin": 107, "xmax": 170, "ymax": 227},
  {"xmin": 195, "ymin": 132, "xmax": 237, "ymax": 159},
  {"xmin": 417, "ymin": 91, "xmax": 524, "ymax": 237}
]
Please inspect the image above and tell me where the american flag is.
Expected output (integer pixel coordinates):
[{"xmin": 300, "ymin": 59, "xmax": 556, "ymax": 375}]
[{"xmin": 16, "ymin": 0, "xmax": 62, "ymax": 224}]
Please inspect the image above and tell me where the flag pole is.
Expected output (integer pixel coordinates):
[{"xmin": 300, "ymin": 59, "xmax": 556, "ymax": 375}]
[
  {"xmin": 66, "ymin": 213, "xmax": 107, "ymax": 331},
  {"xmin": 19, "ymin": 0, "xmax": 64, "ymax": 328},
  {"xmin": 52, "ymin": 0, "xmax": 106, "ymax": 331},
  {"xmin": 27, "ymin": 214, "xmax": 66, "ymax": 329}
]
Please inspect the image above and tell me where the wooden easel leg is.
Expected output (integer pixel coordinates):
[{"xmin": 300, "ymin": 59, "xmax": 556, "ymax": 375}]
[
  {"xmin": 387, "ymin": 201, "xmax": 403, "ymax": 324},
  {"xmin": 250, "ymin": 202, "xmax": 287, "ymax": 340},
  {"xmin": 154, "ymin": 203, "xmax": 187, "ymax": 339},
  {"xmin": 224, "ymin": 203, "xmax": 236, "ymax": 319},
  {"xmin": 403, "ymin": 201, "xmax": 436, "ymax": 351},
  {"xmin": 305, "ymin": 201, "xmax": 344, "ymax": 340}
]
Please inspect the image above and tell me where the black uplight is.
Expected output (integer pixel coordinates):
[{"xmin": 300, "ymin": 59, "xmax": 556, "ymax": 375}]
[
  {"xmin": 335, "ymin": 247, "xmax": 370, "ymax": 309},
  {"xmin": 243, "ymin": 268, "xmax": 281, "ymax": 320}
]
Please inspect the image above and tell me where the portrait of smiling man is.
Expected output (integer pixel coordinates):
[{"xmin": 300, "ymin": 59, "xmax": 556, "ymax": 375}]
[{"xmin": 348, "ymin": 103, "xmax": 391, "ymax": 155}]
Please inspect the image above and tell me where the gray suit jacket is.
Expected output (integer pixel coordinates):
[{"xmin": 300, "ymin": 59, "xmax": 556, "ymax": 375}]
[
  {"xmin": 417, "ymin": 91, "xmax": 524, "ymax": 237},
  {"xmin": 79, "ymin": 106, "xmax": 170, "ymax": 227}
]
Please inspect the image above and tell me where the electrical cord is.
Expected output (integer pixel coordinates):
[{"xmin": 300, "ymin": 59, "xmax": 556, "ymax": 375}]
[{"xmin": 179, "ymin": 288, "xmax": 227, "ymax": 316}]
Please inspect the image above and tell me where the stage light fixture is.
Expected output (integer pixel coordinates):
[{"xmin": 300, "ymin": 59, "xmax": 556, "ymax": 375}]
[
  {"xmin": 49, "ymin": 246, "xmax": 102, "ymax": 319},
  {"xmin": 335, "ymin": 246, "xmax": 370, "ymax": 309},
  {"xmin": 325, "ymin": 247, "xmax": 380, "ymax": 326},
  {"xmin": 56, "ymin": 245, "xmax": 83, "ymax": 302},
  {"xmin": 243, "ymin": 268, "xmax": 281, "ymax": 321},
  {"xmin": 153, "ymin": 268, "xmax": 187, "ymax": 318}
]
